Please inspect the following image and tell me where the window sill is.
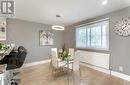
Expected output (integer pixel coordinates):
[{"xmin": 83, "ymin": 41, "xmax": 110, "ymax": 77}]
[{"xmin": 76, "ymin": 47, "xmax": 110, "ymax": 52}]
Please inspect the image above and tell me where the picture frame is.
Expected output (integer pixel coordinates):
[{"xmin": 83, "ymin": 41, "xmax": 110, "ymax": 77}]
[
  {"xmin": 0, "ymin": 18, "xmax": 6, "ymax": 41},
  {"xmin": 39, "ymin": 30, "xmax": 54, "ymax": 46}
]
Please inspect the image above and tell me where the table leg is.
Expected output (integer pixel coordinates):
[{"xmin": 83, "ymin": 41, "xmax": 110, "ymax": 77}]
[{"xmin": 67, "ymin": 61, "xmax": 70, "ymax": 85}]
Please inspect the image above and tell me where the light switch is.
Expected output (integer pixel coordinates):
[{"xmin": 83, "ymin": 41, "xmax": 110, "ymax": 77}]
[{"xmin": 119, "ymin": 66, "xmax": 123, "ymax": 72}]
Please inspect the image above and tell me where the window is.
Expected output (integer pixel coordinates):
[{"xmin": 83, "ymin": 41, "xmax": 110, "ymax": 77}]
[{"xmin": 76, "ymin": 20, "xmax": 109, "ymax": 50}]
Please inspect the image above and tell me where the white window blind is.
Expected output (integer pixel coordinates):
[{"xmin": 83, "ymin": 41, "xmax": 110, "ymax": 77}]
[{"xmin": 76, "ymin": 20, "xmax": 109, "ymax": 50}]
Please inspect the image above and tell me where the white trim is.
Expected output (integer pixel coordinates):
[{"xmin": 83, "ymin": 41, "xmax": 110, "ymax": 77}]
[
  {"xmin": 80, "ymin": 62, "xmax": 110, "ymax": 74},
  {"xmin": 111, "ymin": 71, "xmax": 130, "ymax": 82},
  {"xmin": 75, "ymin": 18, "xmax": 109, "ymax": 28},
  {"xmin": 22, "ymin": 59, "xmax": 51, "ymax": 68}
]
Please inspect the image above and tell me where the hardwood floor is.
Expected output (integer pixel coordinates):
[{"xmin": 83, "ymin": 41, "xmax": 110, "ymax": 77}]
[{"xmin": 20, "ymin": 63, "xmax": 130, "ymax": 85}]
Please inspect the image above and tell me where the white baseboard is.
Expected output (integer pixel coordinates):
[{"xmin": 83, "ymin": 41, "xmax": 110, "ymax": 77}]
[
  {"xmin": 111, "ymin": 71, "xmax": 130, "ymax": 81},
  {"xmin": 80, "ymin": 62, "xmax": 110, "ymax": 74},
  {"xmin": 80, "ymin": 62, "xmax": 130, "ymax": 82},
  {"xmin": 22, "ymin": 59, "xmax": 51, "ymax": 68}
]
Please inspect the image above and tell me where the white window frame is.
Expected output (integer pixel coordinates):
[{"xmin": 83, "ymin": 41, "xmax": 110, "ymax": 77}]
[{"xmin": 76, "ymin": 19, "xmax": 109, "ymax": 51}]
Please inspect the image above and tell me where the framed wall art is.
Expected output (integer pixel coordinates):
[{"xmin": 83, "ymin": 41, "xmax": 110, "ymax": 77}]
[
  {"xmin": 114, "ymin": 17, "xmax": 130, "ymax": 37},
  {"xmin": 39, "ymin": 30, "xmax": 54, "ymax": 46},
  {"xmin": 0, "ymin": 18, "xmax": 6, "ymax": 41}
]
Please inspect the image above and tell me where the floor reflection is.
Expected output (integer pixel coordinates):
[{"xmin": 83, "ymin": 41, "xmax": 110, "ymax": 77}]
[{"xmin": 20, "ymin": 63, "xmax": 130, "ymax": 85}]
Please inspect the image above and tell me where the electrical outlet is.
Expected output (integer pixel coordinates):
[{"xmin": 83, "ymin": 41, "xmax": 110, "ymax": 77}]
[
  {"xmin": 119, "ymin": 66, "xmax": 123, "ymax": 72},
  {"xmin": 109, "ymin": 66, "xmax": 112, "ymax": 70}
]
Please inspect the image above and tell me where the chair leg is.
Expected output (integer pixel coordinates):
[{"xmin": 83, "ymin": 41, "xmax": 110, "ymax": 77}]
[
  {"xmin": 79, "ymin": 67, "xmax": 82, "ymax": 85},
  {"xmin": 51, "ymin": 67, "xmax": 58, "ymax": 79},
  {"xmin": 51, "ymin": 67, "xmax": 55, "ymax": 76},
  {"xmin": 49, "ymin": 60, "xmax": 52, "ymax": 69}
]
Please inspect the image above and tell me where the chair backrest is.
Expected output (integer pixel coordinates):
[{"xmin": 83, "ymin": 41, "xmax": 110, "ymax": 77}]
[
  {"xmin": 69, "ymin": 48, "xmax": 74, "ymax": 59},
  {"xmin": 17, "ymin": 46, "xmax": 27, "ymax": 68},
  {"xmin": 73, "ymin": 52, "xmax": 81, "ymax": 85},
  {"xmin": 51, "ymin": 48, "xmax": 58, "ymax": 68},
  {"xmin": 73, "ymin": 51, "xmax": 80, "ymax": 71}
]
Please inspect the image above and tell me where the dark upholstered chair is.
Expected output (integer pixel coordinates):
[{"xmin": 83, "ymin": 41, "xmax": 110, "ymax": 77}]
[
  {"xmin": 0, "ymin": 46, "xmax": 27, "ymax": 70},
  {"xmin": 0, "ymin": 46, "xmax": 27, "ymax": 85}
]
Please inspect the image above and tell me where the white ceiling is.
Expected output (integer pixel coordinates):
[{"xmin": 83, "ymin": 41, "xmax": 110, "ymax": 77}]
[{"xmin": 15, "ymin": 0, "xmax": 130, "ymax": 26}]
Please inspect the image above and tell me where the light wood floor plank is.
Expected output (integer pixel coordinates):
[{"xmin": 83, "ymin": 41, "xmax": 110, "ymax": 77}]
[{"xmin": 20, "ymin": 63, "xmax": 130, "ymax": 85}]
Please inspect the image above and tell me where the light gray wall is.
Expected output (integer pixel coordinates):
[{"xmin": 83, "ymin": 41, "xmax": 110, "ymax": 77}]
[
  {"xmin": 7, "ymin": 19, "xmax": 64, "ymax": 63},
  {"xmin": 64, "ymin": 6, "xmax": 130, "ymax": 75}
]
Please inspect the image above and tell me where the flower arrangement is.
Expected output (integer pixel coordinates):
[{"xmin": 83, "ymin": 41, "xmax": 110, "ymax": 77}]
[
  {"xmin": 60, "ymin": 51, "xmax": 71, "ymax": 61},
  {"xmin": 0, "ymin": 43, "xmax": 9, "ymax": 52}
]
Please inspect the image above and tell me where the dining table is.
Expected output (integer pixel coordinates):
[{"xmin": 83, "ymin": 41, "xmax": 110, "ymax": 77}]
[{"xmin": 58, "ymin": 52, "xmax": 74, "ymax": 85}]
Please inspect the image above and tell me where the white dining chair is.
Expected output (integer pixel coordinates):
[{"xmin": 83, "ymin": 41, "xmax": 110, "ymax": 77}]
[
  {"xmin": 51, "ymin": 48, "xmax": 66, "ymax": 74},
  {"xmin": 69, "ymin": 48, "xmax": 74, "ymax": 59},
  {"xmin": 73, "ymin": 51, "xmax": 81, "ymax": 85}
]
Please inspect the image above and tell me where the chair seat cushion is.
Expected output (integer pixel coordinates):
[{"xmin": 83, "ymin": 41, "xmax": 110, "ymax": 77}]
[{"xmin": 58, "ymin": 61, "xmax": 66, "ymax": 67}]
